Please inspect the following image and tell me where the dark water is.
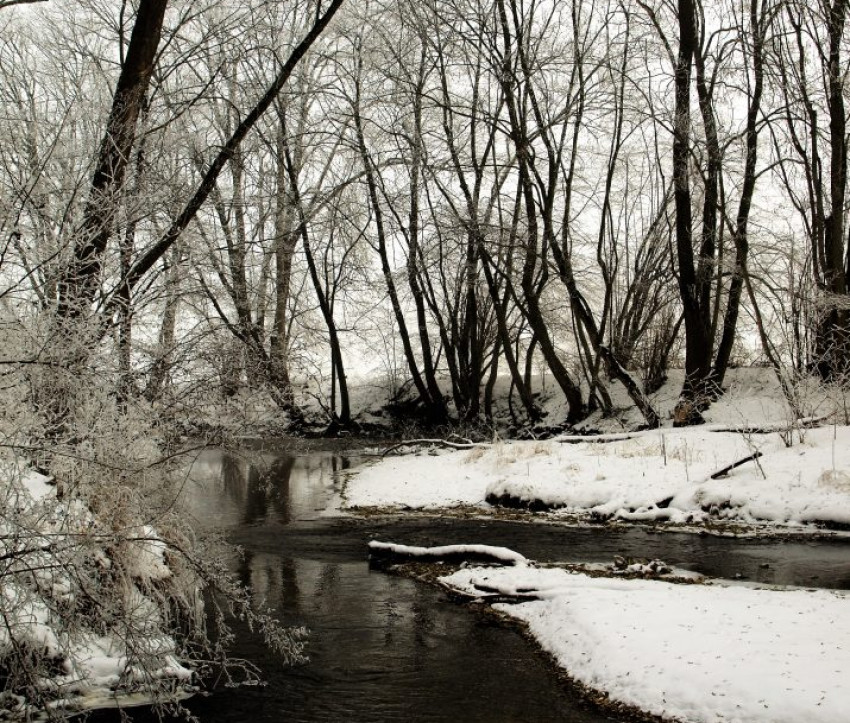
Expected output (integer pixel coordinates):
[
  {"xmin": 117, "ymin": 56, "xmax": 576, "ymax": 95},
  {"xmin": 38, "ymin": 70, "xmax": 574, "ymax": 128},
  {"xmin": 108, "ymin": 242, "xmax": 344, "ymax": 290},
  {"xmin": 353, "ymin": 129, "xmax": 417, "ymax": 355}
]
[{"xmin": 149, "ymin": 445, "xmax": 850, "ymax": 721}]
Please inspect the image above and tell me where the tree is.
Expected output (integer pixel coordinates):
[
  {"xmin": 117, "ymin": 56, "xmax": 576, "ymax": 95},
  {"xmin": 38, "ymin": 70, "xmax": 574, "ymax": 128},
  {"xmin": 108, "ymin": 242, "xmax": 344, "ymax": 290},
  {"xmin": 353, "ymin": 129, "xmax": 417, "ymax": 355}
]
[{"xmin": 774, "ymin": 0, "xmax": 850, "ymax": 381}]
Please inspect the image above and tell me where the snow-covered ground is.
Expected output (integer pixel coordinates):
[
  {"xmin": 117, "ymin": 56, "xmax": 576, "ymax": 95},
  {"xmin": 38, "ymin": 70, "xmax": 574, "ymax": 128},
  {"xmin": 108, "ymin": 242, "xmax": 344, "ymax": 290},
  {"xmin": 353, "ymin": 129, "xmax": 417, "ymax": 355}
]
[
  {"xmin": 343, "ymin": 370, "xmax": 850, "ymax": 530},
  {"xmin": 440, "ymin": 562, "xmax": 850, "ymax": 723},
  {"xmin": 346, "ymin": 425, "xmax": 850, "ymax": 528}
]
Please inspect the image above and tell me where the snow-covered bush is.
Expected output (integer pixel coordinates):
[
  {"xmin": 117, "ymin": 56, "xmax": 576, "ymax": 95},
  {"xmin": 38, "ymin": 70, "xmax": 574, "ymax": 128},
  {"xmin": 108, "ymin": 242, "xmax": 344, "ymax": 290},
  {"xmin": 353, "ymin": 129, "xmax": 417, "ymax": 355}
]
[{"xmin": 0, "ymin": 321, "xmax": 304, "ymax": 720}]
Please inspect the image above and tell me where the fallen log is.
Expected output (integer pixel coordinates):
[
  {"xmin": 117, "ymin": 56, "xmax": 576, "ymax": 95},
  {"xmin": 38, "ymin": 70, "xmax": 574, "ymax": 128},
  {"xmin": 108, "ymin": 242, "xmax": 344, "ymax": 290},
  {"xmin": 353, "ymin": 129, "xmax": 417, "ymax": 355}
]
[
  {"xmin": 558, "ymin": 433, "xmax": 637, "ymax": 445},
  {"xmin": 367, "ymin": 540, "xmax": 527, "ymax": 569},
  {"xmin": 706, "ymin": 415, "xmax": 830, "ymax": 434}
]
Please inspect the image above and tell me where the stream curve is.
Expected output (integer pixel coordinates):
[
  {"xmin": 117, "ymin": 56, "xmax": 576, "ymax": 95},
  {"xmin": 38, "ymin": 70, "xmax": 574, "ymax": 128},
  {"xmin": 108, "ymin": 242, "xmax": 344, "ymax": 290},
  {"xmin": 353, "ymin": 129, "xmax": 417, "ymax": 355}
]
[{"xmin": 133, "ymin": 444, "xmax": 850, "ymax": 721}]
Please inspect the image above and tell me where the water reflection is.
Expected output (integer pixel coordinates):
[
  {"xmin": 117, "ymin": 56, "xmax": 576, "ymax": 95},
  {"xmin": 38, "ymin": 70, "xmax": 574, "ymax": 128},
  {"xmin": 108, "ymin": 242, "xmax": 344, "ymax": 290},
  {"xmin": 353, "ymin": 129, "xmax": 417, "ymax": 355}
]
[
  {"xmin": 191, "ymin": 553, "xmax": 597, "ymax": 722},
  {"xmin": 172, "ymin": 448, "xmax": 609, "ymax": 722},
  {"xmin": 184, "ymin": 449, "xmax": 348, "ymax": 529}
]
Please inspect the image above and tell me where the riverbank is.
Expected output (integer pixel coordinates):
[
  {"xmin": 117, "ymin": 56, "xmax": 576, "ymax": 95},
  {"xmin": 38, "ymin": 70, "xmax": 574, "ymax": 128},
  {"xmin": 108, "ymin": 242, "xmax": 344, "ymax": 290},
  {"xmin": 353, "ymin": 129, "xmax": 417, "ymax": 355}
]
[
  {"xmin": 340, "ymin": 423, "xmax": 850, "ymax": 535},
  {"xmin": 338, "ymin": 388, "xmax": 850, "ymax": 721},
  {"xmin": 368, "ymin": 541, "xmax": 850, "ymax": 723},
  {"xmin": 80, "ymin": 446, "xmax": 850, "ymax": 722}
]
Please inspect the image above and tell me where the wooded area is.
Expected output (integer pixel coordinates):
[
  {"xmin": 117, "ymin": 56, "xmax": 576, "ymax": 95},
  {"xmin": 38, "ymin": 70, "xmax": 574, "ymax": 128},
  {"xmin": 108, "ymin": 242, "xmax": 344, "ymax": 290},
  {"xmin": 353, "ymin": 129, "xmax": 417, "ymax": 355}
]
[{"xmin": 2, "ymin": 0, "xmax": 850, "ymax": 433}]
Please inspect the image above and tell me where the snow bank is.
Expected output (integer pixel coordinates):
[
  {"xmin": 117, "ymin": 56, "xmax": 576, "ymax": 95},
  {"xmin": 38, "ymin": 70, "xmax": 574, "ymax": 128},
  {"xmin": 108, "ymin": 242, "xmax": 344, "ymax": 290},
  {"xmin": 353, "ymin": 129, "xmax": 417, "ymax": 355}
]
[
  {"xmin": 441, "ymin": 565, "xmax": 850, "ymax": 722},
  {"xmin": 345, "ymin": 425, "xmax": 850, "ymax": 529},
  {"xmin": 345, "ymin": 450, "xmax": 488, "ymax": 508}
]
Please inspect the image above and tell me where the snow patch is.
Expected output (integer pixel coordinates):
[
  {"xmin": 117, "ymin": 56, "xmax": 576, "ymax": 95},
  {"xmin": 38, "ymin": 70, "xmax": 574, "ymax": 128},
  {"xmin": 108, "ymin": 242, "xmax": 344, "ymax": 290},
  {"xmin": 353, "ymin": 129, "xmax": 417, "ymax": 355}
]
[{"xmin": 346, "ymin": 425, "xmax": 850, "ymax": 529}]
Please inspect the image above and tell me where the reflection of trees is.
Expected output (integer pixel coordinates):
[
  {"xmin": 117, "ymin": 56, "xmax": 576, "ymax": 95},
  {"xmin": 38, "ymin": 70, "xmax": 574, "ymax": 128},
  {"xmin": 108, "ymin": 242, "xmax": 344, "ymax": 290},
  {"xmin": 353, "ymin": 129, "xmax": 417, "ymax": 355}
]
[
  {"xmin": 264, "ymin": 456, "xmax": 295, "ymax": 524},
  {"xmin": 219, "ymin": 454, "xmax": 269, "ymax": 525},
  {"xmin": 412, "ymin": 584, "xmax": 437, "ymax": 653},
  {"xmin": 220, "ymin": 454, "xmax": 248, "ymax": 505},
  {"xmin": 218, "ymin": 453, "xmax": 298, "ymax": 526},
  {"xmin": 236, "ymin": 547, "xmax": 254, "ymax": 590},
  {"xmin": 279, "ymin": 556, "xmax": 301, "ymax": 616},
  {"xmin": 206, "ymin": 450, "xmax": 362, "ymax": 529},
  {"xmin": 215, "ymin": 451, "xmax": 361, "ymax": 527},
  {"xmin": 242, "ymin": 463, "xmax": 269, "ymax": 526},
  {"xmin": 332, "ymin": 456, "xmax": 353, "ymax": 475},
  {"xmin": 315, "ymin": 564, "xmax": 340, "ymax": 609}
]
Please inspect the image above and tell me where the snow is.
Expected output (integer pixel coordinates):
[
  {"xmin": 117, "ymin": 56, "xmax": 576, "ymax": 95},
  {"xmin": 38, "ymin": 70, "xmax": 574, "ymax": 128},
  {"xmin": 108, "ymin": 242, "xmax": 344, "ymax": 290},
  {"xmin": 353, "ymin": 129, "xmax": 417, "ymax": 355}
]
[
  {"xmin": 368, "ymin": 540, "xmax": 527, "ymax": 564},
  {"xmin": 19, "ymin": 468, "xmax": 54, "ymax": 500},
  {"xmin": 345, "ymin": 422, "xmax": 850, "ymax": 529},
  {"xmin": 124, "ymin": 524, "xmax": 172, "ymax": 582},
  {"xmin": 349, "ymin": 370, "xmax": 850, "ymax": 720},
  {"xmin": 346, "ymin": 449, "xmax": 488, "ymax": 508},
  {"xmin": 440, "ymin": 564, "xmax": 850, "ymax": 722}
]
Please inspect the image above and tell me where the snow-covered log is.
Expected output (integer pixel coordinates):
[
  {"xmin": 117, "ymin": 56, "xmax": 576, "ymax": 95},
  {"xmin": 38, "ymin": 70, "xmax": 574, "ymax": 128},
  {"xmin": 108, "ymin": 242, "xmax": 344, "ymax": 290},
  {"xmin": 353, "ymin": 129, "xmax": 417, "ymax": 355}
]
[{"xmin": 368, "ymin": 541, "xmax": 527, "ymax": 568}]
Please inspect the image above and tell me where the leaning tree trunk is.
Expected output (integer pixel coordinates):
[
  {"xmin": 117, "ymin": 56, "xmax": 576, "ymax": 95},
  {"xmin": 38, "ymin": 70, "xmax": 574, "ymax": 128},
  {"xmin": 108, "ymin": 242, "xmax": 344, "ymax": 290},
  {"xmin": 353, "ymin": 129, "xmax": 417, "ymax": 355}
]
[
  {"xmin": 120, "ymin": 0, "xmax": 345, "ymax": 296},
  {"xmin": 40, "ymin": 0, "xmax": 167, "ymax": 437},
  {"xmin": 57, "ymin": 0, "xmax": 168, "ymax": 318},
  {"xmin": 281, "ymin": 144, "xmax": 350, "ymax": 426},
  {"xmin": 713, "ymin": 0, "xmax": 767, "ymax": 387}
]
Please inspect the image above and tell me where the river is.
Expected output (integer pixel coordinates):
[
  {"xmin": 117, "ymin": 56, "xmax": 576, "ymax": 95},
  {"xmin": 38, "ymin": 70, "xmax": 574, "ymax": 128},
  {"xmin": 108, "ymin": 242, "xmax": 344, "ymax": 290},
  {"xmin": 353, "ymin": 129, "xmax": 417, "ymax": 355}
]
[{"xmin": 141, "ymin": 443, "xmax": 850, "ymax": 721}]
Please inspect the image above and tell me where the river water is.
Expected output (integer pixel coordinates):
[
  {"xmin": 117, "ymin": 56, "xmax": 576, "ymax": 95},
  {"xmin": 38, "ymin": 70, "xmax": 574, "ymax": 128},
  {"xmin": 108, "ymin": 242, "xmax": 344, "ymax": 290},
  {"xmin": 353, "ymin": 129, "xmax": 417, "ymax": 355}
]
[{"xmin": 154, "ymin": 444, "xmax": 850, "ymax": 721}]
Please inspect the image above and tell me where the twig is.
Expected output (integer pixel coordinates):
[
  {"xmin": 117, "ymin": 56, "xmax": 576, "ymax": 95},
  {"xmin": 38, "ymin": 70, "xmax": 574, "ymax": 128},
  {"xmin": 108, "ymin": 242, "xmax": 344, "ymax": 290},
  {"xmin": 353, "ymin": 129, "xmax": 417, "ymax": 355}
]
[
  {"xmin": 709, "ymin": 451, "xmax": 764, "ymax": 479},
  {"xmin": 558, "ymin": 434, "xmax": 636, "ymax": 445}
]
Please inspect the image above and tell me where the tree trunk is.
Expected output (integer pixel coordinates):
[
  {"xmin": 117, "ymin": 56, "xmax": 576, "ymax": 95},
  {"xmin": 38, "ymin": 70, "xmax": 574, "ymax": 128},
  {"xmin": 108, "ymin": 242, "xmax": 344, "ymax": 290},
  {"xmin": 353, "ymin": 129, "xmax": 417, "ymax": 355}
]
[
  {"xmin": 352, "ymin": 65, "xmax": 443, "ymax": 422},
  {"xmin": 672, "ymin": 0, "xmax": 712, "ymax": 425},
  {"xmin": 57, "ymin": 0, "xmax": 168, "ymax": 318},
  {"xmin": 495, "ymin": 0, "xmax": 583, "ymax": 423},
  {"xmin": 269, "ymin": 120, "xmax": 299, "ymax": 407},
  {"xmin": 822, "ymin": 0, "xmax": 849, "ymax": 379},
  {"xmin": 713, "ymin": 0, "xmax": 767, "ymax": 386}
]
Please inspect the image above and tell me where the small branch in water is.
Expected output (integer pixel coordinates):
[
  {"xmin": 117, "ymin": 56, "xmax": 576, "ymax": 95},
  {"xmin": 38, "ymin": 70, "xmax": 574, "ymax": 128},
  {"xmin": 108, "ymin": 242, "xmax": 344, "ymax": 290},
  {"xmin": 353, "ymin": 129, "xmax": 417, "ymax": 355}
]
[
  {"xmin": 471, "ymin": 583, "xmax": 541, "ymax": 604},
  {"xmin": 441, "ymin": 582, "xmax": 540, "ymax": 605}
]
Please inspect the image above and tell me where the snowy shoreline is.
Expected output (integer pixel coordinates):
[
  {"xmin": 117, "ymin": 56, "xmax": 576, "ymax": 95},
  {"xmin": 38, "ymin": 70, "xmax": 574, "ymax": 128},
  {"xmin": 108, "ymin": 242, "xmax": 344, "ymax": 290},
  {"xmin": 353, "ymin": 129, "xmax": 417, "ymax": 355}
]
[
  {"xmin": 370, "ymin": 541, "xmax": 850, "ymax": 723},
  {"xmin": 347, "ymin": 370, "xmax": 850, "ymax": 722},
  {"xmin": 340, "ymin": 423, "xmax": 850, "ymax": 536},
  {"xmin": 441, "ymin": 562, "xmax": 850, "ymax": 723}
]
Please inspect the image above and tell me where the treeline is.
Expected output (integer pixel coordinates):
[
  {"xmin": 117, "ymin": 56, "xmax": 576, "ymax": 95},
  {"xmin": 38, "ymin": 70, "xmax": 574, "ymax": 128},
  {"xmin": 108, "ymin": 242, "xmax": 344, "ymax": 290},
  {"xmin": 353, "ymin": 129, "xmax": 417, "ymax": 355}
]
[{"xmin": 2, "ymin": 0, "xmax": 849, "ymax": 430}]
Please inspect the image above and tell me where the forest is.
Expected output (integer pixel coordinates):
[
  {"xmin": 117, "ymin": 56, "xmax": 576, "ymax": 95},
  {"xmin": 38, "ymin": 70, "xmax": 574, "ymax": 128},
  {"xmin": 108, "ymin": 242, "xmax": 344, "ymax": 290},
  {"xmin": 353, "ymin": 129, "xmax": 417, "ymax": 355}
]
[{"xmin": 3, "ymin": 0, "xmax": 848, "ymax": 432}]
